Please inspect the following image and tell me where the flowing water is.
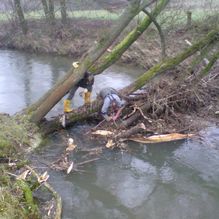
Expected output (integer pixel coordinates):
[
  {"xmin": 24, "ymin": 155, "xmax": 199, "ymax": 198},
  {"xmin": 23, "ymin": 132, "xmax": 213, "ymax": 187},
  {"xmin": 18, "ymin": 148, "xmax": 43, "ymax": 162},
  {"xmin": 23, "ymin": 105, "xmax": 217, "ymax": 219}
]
[{"xmin": 0, "ymin": 49, "xmax": 219, "ymax": 219}]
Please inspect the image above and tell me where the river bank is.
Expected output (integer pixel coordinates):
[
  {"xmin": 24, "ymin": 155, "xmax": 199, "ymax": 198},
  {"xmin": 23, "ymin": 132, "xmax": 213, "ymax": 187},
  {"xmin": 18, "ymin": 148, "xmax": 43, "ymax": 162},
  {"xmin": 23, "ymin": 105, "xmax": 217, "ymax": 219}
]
[{"xmin": 0, "ymin": 18, "xmax": 209, "ymax": 69}]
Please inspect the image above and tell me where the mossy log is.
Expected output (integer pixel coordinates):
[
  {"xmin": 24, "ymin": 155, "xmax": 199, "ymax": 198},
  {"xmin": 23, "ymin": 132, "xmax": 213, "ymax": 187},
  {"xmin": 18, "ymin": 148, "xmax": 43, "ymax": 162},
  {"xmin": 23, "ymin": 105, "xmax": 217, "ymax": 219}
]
[
  {"xmin": 122, "ymin": 29, "xmax": 219, "ymax": 94},
  {"xmin": 89, "ymin": 0, "xmax": 169, "ymax": 74},
  {"xmin": 41, "ymin": 29, "xmax": 219, "ymax": 134},
  {"xmin": 26, "ymin": 0, "xmax": 151, "ymax": 123},
  {"xmin": 189, "ymin": 41, "xmax": 215, "ymax": 73}
]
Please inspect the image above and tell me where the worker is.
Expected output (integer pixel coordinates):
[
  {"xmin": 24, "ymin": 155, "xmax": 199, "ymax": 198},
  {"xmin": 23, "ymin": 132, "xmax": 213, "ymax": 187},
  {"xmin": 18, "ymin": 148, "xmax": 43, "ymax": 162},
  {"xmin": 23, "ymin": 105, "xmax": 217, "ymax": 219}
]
[
  {"xmin": 64, "ymin": 62, "xmax": 94, "ymax": 113},
  {"xmin": 99, "ymin": 87, "xmax": 126, "ymax": 121}
]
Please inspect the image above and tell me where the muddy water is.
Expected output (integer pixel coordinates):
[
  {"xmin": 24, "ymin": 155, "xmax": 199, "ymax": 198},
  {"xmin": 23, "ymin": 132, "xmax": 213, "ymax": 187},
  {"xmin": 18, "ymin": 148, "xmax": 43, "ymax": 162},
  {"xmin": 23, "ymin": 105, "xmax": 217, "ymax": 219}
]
[{"xmin": 1, "ymin": 50, "xmax": 219, "ymax": 219}]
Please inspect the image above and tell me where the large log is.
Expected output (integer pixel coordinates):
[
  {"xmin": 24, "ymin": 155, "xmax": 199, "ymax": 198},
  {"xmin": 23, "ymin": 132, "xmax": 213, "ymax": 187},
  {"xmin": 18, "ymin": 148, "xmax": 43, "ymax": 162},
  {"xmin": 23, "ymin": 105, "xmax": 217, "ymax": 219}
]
[
  {"xmin": 40, "ymin": 29, "xmax": 219, "ymax": 134},
  {"xmin": 25, "ymin": 0, "xmax": 152, "ymax": 123},
  {"xmin": 121, "ymin": 29, "xmax": 219, "ymax": 94}
]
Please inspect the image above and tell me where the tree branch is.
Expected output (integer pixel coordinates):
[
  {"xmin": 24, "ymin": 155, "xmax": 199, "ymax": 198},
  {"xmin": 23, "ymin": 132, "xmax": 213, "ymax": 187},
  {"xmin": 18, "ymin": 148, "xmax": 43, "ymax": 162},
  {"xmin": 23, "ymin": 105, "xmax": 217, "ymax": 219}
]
[{"xmin": 142, "ymin": 8, "xmax": 166, "ymax": 59}]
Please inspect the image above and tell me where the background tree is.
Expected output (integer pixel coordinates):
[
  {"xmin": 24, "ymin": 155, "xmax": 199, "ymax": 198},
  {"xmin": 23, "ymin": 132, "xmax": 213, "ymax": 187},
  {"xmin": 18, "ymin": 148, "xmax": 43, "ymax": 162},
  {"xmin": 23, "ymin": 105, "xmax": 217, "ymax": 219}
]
[
  {"xmin": 41, "ymin": 0, "xmax": 49, "ymax": 21},
  {"xmin": 48, "ymin": 0, "xmax": 55, "ymax": 24},
  {"xmin": 13, "ymin": 0, "xmax": 28, "ymax": 34},
  {"xmin": 41, "ymin": 0, "xmax": 55, "ymax": 24},
  {"xmin": 60, "ymin": 0, "xmax": 67, "ymax": 24}
]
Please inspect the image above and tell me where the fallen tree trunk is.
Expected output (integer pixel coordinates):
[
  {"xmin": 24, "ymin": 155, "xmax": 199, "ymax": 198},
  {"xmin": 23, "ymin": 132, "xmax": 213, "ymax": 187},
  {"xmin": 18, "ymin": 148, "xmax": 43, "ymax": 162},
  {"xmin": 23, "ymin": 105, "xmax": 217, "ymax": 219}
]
[
  {"xmin": 24, "ymin": 0, "xmax": 152, "ymax": 123},
  {"xmin": 121, "ymin": 29, "xmax": 219, "ymax": 94},
  {"xmin": 41, "ymin": 29, "xmax": 219, "ymax": 134}
]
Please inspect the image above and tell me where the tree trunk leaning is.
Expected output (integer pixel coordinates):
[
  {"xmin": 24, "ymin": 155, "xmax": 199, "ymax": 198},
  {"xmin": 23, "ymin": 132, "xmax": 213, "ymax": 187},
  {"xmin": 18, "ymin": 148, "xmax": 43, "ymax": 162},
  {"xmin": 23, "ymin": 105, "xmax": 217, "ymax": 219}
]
[
  {"xmin": 41, "ymin": 29, "xmax": 219, "ymax": 134},
  {"xmin": 26, "ymin": 0, "xmax": 152, "ymax": 123},
  {"xmin": 89, "ymin": 0, "xmax": 169, "ymax": 74},
  {"xmin": 122, "ymin": 29, "xmax": 219, "ymax": 94}
]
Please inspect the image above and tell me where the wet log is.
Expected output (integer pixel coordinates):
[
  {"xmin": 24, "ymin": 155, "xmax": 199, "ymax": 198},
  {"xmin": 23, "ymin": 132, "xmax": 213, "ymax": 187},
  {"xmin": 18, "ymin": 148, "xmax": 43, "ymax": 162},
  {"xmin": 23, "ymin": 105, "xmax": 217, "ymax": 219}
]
[{"xmin": 129, "ymin": 133, "xmax": 195, "ymax": 143}]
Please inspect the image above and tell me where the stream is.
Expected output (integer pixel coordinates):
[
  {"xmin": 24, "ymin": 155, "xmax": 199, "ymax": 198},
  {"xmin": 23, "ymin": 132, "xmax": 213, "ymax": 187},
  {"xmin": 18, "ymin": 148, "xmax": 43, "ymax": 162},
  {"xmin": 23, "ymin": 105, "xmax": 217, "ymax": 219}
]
[{"xmin": 0, "ymin": 49, "xmax": 219, "ymax": 219}]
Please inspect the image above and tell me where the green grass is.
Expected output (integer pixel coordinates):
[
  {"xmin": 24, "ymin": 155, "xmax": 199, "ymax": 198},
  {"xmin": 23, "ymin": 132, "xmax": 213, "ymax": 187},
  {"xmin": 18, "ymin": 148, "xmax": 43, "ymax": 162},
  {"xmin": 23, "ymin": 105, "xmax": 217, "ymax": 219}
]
[
  {"xmin": 0, "ymin": 8, "xmax": 218, "ymax": 33},
  {"xmin": 0, "ymin": 8, "xmax": 217, "ymax": 25},
  {"xmin": 22, "ymin": 9, "xmax": 120, "ymax": 21},
  {"xmin": 67, "ymin": 10, "xmax": 120, "ymax": 20},
  {"xmin": 0, "ymin": 9, "xmax": 120, "ymax": 22}
]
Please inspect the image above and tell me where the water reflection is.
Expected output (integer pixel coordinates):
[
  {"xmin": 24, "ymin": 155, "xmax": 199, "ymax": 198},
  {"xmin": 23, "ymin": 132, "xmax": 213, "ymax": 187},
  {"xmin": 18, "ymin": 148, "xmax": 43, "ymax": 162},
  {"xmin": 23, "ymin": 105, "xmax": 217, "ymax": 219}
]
[
  {"xmin": 0, "ymin": 49, "xmax": 143, "ymax": 116},
  {"xmin": 34, "ymin": 124, "xmax": 219, "ymax": 219}
]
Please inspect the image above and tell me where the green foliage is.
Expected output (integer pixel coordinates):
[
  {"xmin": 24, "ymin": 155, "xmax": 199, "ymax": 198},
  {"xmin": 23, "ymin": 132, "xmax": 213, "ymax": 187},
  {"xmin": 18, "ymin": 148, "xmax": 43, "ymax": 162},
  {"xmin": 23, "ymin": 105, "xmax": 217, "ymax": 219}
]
[
  {"xmin": 0, "ymin": 187, "xmax": 26, "ymax": 219},
  {"xmin": 0, "ymin": 114, "xmax": 41, "ymax": 218}
]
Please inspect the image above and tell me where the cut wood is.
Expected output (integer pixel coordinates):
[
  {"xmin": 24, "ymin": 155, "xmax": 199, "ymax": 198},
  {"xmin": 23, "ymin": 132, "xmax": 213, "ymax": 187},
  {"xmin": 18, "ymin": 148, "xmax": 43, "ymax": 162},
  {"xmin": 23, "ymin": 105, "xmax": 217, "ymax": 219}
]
[
  {"xmin": 92, "ymin": 130, "xmax": 114, "ymax": 136},
  {"xmin": 129, "ymin": 133, "xmax": 195, "ymax": 143}
]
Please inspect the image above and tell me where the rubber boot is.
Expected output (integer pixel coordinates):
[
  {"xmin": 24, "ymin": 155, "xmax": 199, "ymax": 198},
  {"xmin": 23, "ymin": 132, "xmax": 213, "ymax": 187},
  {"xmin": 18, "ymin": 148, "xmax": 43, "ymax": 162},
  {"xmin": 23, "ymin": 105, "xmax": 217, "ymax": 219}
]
[
  {"xmin": 84, "ymin": 91, "xmax": 91, "ymax": 104},
  {"xmin": 64, "ymin": 99, "xmax": 72, "ymax": 113}
]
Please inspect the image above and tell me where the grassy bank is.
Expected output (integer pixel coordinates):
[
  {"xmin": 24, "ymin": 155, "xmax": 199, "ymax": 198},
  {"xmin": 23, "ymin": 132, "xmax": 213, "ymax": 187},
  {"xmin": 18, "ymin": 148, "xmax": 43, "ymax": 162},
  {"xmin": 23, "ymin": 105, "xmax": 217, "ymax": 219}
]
[{"xmin": 0, "ymin": 114, "xmax": 42, "ymax": 219}]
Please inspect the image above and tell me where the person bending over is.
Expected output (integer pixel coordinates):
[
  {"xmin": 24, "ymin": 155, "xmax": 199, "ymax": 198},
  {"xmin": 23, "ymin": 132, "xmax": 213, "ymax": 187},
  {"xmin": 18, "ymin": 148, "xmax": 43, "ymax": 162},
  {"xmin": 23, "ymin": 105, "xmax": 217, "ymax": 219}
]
[{"xmin": 99, "ymin": 87, "xmax": 125, "ymax": 121}]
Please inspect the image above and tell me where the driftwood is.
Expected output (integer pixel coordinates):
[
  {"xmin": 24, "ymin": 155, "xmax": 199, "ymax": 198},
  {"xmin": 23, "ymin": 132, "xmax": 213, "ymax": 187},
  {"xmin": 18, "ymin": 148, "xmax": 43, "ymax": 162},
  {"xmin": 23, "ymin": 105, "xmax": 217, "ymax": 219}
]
[{"xmin": 129, "ymin": 133, "xmax": 195, "ymax": 143}]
